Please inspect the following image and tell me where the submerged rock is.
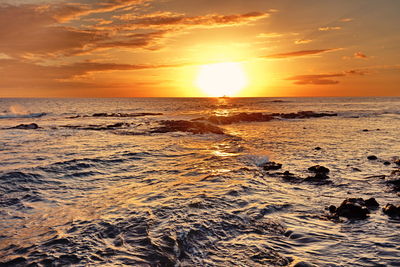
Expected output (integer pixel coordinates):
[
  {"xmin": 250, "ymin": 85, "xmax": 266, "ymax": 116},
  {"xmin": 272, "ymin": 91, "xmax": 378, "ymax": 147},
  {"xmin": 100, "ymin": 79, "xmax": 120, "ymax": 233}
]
[
  {"xmin": 329, "ymin": 198, "xmax": 378, "ymax": 220},
  {"xmin": 385, "ymin": 170, "xmax": 400, "ymax": 192},
  {"xmin": 262, "ymin": 161, "xmax": 282, "ymax": 171},
  {"xmin": 151, "ymin": 120, "xmax": 225, "ymax": 135},
  {"xmin": 382, "ymin": 204, "xmax": 400, "ymax": 217},
  {"xmin": 308, "ymin": 165, "xmax": 330, "ymax": 175},
  {"xmin": 304, "ymin": 165, "xmax": 331, "ymax": 184},
  {"xmin": 10, "ymin": 123, "xmax": 39, "ymax": 129}
]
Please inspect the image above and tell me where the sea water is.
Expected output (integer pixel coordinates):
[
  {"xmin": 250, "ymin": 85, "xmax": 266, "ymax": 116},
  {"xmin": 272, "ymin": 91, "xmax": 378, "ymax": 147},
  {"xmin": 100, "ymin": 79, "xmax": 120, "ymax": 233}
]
[{"xmin": 0, "ymin": 97, "xmax": 399, "ymax": 266}]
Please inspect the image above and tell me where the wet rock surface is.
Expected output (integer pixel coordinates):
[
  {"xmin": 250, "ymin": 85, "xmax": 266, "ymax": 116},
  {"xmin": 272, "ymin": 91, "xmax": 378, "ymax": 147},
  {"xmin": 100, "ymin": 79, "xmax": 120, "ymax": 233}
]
[
  {"xmin": 69, "ymin": 112, "xmax": 163, "ymax": 118},
  {"xmin": 194, "ymin": 111, "xmax": 337, "ymax": 125},
  {"xmin": 328, "ymin": 198, "xmax": 379, "ymax": 220},
  {"xmin": 262, "ymin": 161, "xmax": 282, "ymax": 171},
  {"xmin": 382, "ymin": 204, "xmax": 400, "ymax": 217},
  {"xmin": 9, "ymin": 123, "xmax": 39, "ymax": 129},
  {"xmin": 304, "ymin": 165, "xmax": 331, "ymax": 184},
  {"xmin": 151, "ymin": 120, "xmax": 225, "ymax": 135}
]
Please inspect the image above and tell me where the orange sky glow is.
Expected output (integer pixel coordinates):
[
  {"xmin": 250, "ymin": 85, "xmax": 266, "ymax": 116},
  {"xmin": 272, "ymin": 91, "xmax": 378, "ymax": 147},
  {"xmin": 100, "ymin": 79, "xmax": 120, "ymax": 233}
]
[{"xmin": 0, "ymin": 0, "xmax": 399, "ymax": 97}]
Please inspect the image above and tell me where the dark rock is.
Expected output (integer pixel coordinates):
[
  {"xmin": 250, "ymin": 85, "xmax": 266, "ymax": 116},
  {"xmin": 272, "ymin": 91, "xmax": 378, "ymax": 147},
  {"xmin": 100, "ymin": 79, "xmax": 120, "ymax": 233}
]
[
  {"xmin": 303, "ymin": 173, "xmax": 331, "ymax": 184},
  {"xmin": 193, "ymin": 111, "xmax": 337, "ymax": 125},
  {"xmin": 294, "ymin": 261, "xmax": 316, "ymax": 267},
  {"xmin": 362, "ymin": 129, "xmax": 369, "ymax": 132},
  {"xmin": 314, "ymin": 147, "xmax": 322, "ymax": 150},
  {"xmin": 328, "ymin": 205, "xmax": 337, "ymax": 213},
  {"xmin": 151, "ymin": 120, "xmax": 225, "ymax": 135},
  {"xmin": 330, "ymin": 198, "xmax": 371, "ymax": 220},
  {"xmin": 364, "ymin": 198, "xmax": 379, "ymax": 208},
  {"xmin": 385, "ymin": 170, "xmax": 400, "ymax": 192},
  {"xmin": 367, "ymin": 155, "xmax": 378, "ymax": 160},
  {"xmin": 10, "ymin": 123, "xmax": 39, "ymax": 129},
  {"xmin": 92, "ymin": 112, "xmax": 163, "ymax": 118},
  {"xmin": 308, "ymin": 165, "xmax": 330, "ymax": 175},
  {"xmin": 384, "ymin": 161, "xmax": 391, "ymax": 166},
  {"xmin": 382, "ymin": 204, "xmax": 400, "ymax": 217},
  {"xmin": 262, "ymin": 161, "xmax": 282, "ymax": 171},
  {"xmin": 352, "ymin": 168, "xmax": 362, "ymax": 172},
  {"xmin": 394, "ymin": 159, "xmax": 400, "ymax": 166}
]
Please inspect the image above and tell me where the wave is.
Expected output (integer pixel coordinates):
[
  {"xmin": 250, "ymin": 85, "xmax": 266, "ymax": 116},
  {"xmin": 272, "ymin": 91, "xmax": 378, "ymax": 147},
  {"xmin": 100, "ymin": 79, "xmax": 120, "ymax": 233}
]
[{"xmin": 0, "ymin": 112, "xmax": 47, "ymax": 119}]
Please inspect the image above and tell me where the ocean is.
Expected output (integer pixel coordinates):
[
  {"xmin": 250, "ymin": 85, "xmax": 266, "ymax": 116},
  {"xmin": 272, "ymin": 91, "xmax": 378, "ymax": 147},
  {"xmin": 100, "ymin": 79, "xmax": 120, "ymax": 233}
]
[{"xmin": 0, "ymin": 97, "xmax": 399, "ymax": 266}]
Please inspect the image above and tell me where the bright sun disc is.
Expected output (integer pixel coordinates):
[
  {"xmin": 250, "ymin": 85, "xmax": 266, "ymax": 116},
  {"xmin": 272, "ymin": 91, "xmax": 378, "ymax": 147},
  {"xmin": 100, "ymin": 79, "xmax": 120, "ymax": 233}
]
[{"xmin": 196, "ymin": 62, "xmax": 248, "ymax": 97}]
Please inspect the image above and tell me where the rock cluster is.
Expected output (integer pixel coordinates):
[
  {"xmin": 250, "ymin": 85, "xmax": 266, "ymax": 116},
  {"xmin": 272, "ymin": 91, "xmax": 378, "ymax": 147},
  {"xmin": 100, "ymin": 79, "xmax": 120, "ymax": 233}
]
[
  {"xmin": 151, "ymin": 120, "xmax": 225, "ymax": 135},
  {"xmin": 328, "ymin": 198, "xmax": 379, "ymax": 220},
  {"xmin": 194, "ymin": 111, "xmax": 337, "ymax": 125}
]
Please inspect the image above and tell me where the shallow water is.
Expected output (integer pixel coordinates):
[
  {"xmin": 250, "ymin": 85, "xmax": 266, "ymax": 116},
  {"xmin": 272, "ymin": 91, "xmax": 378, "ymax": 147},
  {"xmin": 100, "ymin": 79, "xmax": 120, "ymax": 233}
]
[{"xmin": 0, "ymin": 97, "xmax": 399, "ymax": 266}]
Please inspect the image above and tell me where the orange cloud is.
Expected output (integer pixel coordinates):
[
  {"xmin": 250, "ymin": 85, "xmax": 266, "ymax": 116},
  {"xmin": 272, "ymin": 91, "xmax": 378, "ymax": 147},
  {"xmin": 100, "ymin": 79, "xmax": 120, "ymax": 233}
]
[
  {"xmin": 319, "ymin": 26, "xmax": 341, "ymax": 31},
  {"xmin": 294, "ymin": 39, "xmax": 313, "ymax": 44},
  {"xmin": 263, "ymin": 48, "xmax": 340, "ymax": 59},
  {"xmin": 354, "ymin": 52, "xmax": 368, "ymax": 59},
  {"xmin": 287, "ymin": 69, "xmax": 369, "ymax": 85},
  {"xmin": 287, "ymin": 74, "xmax": 345, "ymax": 85}
]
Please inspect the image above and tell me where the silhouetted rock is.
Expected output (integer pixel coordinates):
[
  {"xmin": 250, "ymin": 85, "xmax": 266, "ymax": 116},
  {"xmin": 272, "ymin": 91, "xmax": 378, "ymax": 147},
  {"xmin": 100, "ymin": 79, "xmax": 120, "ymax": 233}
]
[
  {"xmin": 294, "ymin": 261, "xmax": 316, "ymax": 267},
  {"xmin": 194, "ymin": 111, "xmax": 337, "ymax": 125},
  {"xmin": 10, "ymin": 123, "xmax": 39, "ymax": 129},
  {"xmin": 385, "ymin": 170, "xmax": 400, "ymax": 192},
  {"xmin": 367, "ymin": 155, "xmax": 378, "ymax": 160},
  {"xmin": 91, "ymin": 112, "xmax": 163, "ymax": 118},
  {"xmin": 364, "ymin": 198, "xmax": 379, "ymax": 208},
  {"xmin": 331, "ymin": 198, "xmax": 371, "ymax": 220},
  {"xmin": 151, "ymin": 120, "xmax": 225, "ymax": 135},
  {"xmin": 308, "ymin": 165, "xmax": 330, "ymax": 175},
  {"xmin": 262, "ymin": 161, "xmax": 282, "ymax": 171},
  {"xmin": 278, "ymin": 111, "xmax": 337, "ymax": 119},
  {"xmin": 382, "ymin": 204, "xmax": 400, "ymax": 217}
]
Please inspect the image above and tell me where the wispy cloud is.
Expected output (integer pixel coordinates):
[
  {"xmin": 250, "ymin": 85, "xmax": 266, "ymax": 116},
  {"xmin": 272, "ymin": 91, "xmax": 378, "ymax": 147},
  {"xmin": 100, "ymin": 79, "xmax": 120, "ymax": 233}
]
[
  {"xmin": 287, "ymin": 69, "xmax": 368, "ymax": 85},
  {"xmin": 263, "ymin": 48, "xmax": 340, "ymax": 59},
  {"xmin": 319, "ymin": 26, "xmax": 341, "ymax": 31}
]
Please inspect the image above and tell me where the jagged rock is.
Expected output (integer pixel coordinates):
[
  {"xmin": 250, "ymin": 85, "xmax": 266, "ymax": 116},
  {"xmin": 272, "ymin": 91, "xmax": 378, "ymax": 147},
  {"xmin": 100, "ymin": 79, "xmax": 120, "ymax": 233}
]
[
  {"xmin": 329, "ymin": 198, "xmax": 376, "ymax": 220},
  {"xmin": 10, "ymin": 123, "xmax": 39, "ymax": 129},
  {"xmin": 262, "ymin": 161, "xmax": 282, "ymax": 171},
  {"xmin": 382, "ymin": 204, "xmax": 400, "ymax": 217},
  {"xmin": 151, "ymin": 120, "xmax": 225, "ymax": 135},
  {"xmin": 367, "ymin": 155, "xmax": 378, "ymax": 160}
]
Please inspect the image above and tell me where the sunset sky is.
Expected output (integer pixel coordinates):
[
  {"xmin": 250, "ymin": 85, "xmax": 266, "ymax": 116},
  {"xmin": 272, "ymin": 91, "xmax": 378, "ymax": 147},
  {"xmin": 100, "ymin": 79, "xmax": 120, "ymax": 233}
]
[{"xmin": 0, "ymin": 0, "xmax": 399, "ymax": 97}]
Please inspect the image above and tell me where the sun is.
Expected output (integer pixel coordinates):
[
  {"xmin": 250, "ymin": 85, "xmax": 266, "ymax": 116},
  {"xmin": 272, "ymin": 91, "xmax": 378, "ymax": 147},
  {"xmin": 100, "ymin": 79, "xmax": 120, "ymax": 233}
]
[{"xmin": 196, "ymin": 62, "xmax": 248, "ymax": 97}]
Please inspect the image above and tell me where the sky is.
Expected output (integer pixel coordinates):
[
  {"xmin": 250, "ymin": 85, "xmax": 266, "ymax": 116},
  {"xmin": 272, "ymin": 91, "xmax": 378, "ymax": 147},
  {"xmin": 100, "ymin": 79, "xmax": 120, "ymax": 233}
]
[{"xmin": 0, "ymin": 0, "xmax": 399, "ymax": 97}]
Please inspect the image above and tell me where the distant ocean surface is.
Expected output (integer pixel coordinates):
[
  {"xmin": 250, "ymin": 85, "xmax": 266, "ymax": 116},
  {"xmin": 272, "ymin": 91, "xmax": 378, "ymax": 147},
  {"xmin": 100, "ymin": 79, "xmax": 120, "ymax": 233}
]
[{"xmin": 1, "ymin": 97, "xmax": 400, "ymax": 266}]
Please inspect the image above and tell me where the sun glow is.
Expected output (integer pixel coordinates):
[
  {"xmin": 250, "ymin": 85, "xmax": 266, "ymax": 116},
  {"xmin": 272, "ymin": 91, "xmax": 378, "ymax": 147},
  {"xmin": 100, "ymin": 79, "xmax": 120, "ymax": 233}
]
[{"xmin": 196, "ymin": 62, "xmax": 248, "ymax": 97}]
